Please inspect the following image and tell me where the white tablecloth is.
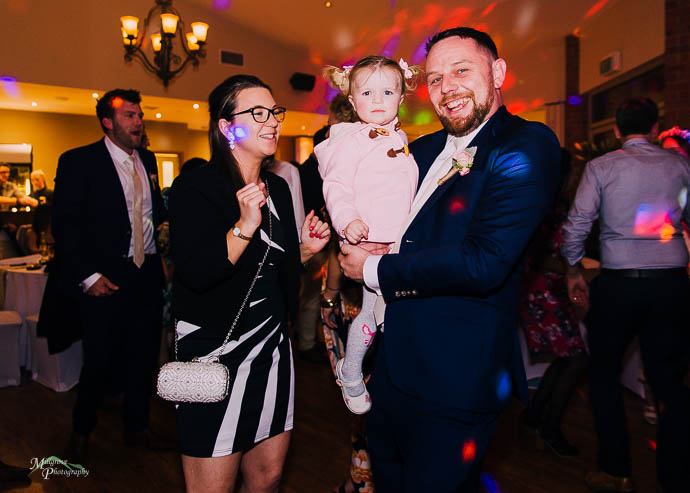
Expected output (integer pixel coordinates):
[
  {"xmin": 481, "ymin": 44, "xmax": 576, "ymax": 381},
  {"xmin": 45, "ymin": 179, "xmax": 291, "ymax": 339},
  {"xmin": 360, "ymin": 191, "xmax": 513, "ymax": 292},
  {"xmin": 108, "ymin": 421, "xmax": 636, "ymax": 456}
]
[
  {"xmin": 2, "ymin": 265, "xmax": 48, "ymax": 370},
  {"xmin": 1, "ymin": 264, "xmax": 84, "ymax": 391}
]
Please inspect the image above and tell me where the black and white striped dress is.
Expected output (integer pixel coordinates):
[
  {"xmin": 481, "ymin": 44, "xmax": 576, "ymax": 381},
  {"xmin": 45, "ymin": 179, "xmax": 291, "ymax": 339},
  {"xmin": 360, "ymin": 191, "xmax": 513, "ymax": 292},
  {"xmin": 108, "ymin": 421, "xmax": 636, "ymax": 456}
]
[{"xmin": 174, "ymin": 198, "xmax": 294, "ymax": 458}]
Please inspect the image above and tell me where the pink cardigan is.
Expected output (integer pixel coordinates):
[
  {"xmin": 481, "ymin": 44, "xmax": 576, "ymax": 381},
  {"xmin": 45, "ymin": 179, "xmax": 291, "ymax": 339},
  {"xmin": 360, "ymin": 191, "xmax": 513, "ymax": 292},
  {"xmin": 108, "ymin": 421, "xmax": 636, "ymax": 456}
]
[{"xmin": 315, "ymin": 119, "xmax": 419, "ymax": 243}]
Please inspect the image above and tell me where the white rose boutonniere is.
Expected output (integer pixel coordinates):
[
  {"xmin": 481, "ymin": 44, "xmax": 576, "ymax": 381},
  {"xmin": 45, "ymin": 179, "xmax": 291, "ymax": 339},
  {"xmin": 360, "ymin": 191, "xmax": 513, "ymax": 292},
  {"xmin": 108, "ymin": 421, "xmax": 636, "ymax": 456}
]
[{"xmin": 437, "ymin": 146, "xmax": 477, "ymax": 185}]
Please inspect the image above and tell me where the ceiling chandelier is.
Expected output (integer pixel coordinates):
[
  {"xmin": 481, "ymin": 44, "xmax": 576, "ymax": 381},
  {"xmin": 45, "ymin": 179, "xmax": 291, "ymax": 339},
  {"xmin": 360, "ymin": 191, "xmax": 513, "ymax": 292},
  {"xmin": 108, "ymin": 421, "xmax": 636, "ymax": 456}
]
[{"xmin": 120, "ymin": 0, "xmax": 209, "ymax": 87}]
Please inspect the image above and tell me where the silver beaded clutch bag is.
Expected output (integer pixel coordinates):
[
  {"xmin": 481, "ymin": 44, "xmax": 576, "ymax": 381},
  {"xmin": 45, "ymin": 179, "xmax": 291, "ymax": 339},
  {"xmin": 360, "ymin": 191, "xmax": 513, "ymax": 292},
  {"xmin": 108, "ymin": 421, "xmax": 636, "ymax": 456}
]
[
  {"xmin": 156, "ymin": 358, "xmax": 230, "ymax": 403},
  {"xmin": 157, "ymin": 183, "xmax": 273, "ymax": 404}
]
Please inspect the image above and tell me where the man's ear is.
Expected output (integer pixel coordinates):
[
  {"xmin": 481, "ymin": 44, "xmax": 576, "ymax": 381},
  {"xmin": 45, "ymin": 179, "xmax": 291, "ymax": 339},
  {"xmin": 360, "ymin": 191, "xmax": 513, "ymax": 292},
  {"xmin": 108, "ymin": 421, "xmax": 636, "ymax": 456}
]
[
  {"xmin": 492, "ymin": 58, "xmax": 507, "ymax": 89},
  {"xmin": 102, "ymin": 118, "xmax": 114, "ymax": 132}
]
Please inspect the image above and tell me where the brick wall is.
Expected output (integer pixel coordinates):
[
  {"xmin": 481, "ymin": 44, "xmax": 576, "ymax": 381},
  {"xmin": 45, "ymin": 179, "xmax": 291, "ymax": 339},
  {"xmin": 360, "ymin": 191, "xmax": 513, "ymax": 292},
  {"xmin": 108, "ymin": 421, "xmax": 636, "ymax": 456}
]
[
  {"xmin": 665, "ymin": 0, "xmax": 690, "ymax": 128},
  {"xmin": 564, "ymin": 35, "xmax": 589, "ymax": 153}
]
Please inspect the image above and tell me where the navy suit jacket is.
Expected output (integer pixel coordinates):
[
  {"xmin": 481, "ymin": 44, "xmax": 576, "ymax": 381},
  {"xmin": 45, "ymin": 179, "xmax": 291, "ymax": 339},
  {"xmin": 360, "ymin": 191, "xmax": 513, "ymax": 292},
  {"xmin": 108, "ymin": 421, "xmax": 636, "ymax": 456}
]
[
  {"xmin": 377, "ymin": 106, "xmax": 560, "ymax": 412},
  {"xmin": 52, "ymin": 138, "xmax": 166, "ymax": 296}
]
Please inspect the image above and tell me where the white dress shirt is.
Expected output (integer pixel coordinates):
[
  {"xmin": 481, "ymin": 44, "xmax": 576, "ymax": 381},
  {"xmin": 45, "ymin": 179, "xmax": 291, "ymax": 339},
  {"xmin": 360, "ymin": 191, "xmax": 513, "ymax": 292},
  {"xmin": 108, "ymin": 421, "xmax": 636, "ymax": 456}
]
[
  {"xmin": 81, "ymin": 136, "xmax": 156, "ymax": 291},
  {"xmin": 269, "ymin": 160, "xmax": 306, "ymax": 241},
  {"xmin": 363, "ymin": 121, "xmax": 488, "ymax": 293}
]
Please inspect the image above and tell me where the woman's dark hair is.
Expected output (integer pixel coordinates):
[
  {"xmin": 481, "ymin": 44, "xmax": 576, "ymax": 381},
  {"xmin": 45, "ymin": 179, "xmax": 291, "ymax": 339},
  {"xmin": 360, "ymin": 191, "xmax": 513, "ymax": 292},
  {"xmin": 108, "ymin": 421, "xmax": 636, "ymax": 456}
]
[
  {"xmin": 615, "ymin": 97, "xmax": 658, "ymax": 137},
  {"xmin": 208, "ymin": 75, "xmax": 274, "ymax": 192},
  {"xmin": 426, "ymin": 27, "xmax": 499, "ymax": 59}
]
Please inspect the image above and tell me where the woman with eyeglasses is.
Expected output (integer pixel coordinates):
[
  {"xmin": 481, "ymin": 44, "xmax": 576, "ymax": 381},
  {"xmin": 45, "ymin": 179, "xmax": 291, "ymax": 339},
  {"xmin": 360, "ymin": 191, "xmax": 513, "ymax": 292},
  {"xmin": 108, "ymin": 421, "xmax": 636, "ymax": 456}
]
[{"xmin": 169, "ymin": 75, "xmax": 330, "ymax": 493}]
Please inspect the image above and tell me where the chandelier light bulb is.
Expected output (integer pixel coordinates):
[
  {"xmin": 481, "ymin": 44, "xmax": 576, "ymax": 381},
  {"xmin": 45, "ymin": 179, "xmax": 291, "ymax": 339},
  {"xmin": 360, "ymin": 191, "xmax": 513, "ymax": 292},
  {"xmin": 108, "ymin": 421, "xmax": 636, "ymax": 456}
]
[
  {"xmin": 191, "ymin": 22, "xmax": 209, "ymax": 43},
  {"xmin": 151, "ymin": 33, "xmax": 163, "ymax": 52},
  {"xmin": 160, "ymin": 13, "xmax": 179, "ymax": 35},
  {"xmin": 120, "ymin": 16, "xmax": 139, "ymax": 37}
]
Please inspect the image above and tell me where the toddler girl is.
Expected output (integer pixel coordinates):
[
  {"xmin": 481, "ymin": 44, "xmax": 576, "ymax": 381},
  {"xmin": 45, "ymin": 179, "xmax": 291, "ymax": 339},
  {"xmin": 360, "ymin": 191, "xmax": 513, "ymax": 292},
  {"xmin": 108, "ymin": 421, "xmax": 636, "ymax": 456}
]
[{"xmin": 315, "ymin": 55, "xmax": 420, "ymax": 414}]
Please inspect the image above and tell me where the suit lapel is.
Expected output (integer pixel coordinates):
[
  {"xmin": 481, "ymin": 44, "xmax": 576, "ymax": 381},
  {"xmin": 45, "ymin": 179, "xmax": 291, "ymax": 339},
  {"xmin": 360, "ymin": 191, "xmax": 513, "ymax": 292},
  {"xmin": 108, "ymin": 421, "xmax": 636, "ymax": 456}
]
[
  {"xmin": 405, "ymin": 107, "xmax": 509, "ymax": 233},
  {"xmin": 414, "ymin": 129, "xmax": 448, "ymax": 191}
]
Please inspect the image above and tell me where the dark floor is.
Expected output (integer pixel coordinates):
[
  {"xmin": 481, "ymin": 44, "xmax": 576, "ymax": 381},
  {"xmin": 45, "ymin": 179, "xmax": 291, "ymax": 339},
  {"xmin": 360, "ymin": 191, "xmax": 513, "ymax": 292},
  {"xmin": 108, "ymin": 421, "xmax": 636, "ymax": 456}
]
[{"xmin": 0, "ymin": 355, "xmax": 659, "ymax": 493}]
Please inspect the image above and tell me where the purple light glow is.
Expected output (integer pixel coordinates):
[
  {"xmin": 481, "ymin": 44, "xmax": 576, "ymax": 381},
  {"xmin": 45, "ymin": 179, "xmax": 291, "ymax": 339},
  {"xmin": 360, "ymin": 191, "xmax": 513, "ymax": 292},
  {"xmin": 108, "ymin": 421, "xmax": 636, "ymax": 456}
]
[
  {"xmin": 213, "ymin": 0, "xmax": 231, "ymax": 10},
  {"xmin": 410, "ymin": 38, "xmax": 429, "ymax": 64},
  {"xmin": 380, "ymin": 33, "xmax": 401, "ymax": 58},
  {"xmin": 567, "ymin": 95, "xmax": 583, "ymax": 105},
  {"xmin": 0, "ymin": 76, "xmax": 18, "ymax": 97}
]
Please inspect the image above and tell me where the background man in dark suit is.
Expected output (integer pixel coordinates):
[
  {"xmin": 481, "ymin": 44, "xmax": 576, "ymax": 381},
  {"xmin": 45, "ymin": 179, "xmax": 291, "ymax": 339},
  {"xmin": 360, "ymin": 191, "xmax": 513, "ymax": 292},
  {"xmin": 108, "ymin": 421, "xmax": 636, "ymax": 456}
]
[
  {"xmin": 52, "ymin": 89, "xmax": 166, "ymax": 463},
  {"xmin": 339, "ymin": 28, "xmax": 561, "ymax": 491}
]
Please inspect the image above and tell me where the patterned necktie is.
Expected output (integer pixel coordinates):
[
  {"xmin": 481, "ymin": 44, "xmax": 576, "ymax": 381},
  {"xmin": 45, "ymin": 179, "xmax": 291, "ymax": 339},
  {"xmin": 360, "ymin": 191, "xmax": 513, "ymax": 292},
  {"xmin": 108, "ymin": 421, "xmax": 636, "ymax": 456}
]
[{"xmin": 127, "ymin": 155, "xmax": 145, "ymax": 268}]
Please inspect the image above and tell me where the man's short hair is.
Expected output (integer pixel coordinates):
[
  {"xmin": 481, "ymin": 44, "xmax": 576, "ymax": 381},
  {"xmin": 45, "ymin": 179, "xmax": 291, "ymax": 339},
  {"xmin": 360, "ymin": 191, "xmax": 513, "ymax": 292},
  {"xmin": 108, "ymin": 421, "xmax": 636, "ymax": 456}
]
[
  {"xmin": 426, "ymin": 27, "xmax": 499, "ymax": 60},
  {"xmin": 96, "ymin": 89, "xmax": 141, "ymax": 133},
  {"xmin": 615, "ymin": 98, "xmax": 658, "ymax": 137}
]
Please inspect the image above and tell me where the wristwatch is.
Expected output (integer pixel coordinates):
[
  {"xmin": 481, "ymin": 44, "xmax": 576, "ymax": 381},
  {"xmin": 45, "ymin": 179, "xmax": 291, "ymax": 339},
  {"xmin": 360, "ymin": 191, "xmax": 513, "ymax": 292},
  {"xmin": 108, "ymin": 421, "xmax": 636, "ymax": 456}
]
[{"xmin": 232, "ymin": 224, "xmax": 252, "ymax": 241}]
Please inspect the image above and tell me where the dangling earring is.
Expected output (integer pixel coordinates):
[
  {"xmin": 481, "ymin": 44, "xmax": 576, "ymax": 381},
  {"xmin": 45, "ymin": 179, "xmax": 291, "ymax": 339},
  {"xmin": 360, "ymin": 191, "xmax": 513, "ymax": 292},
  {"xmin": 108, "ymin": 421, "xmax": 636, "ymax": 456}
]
[{"xmin": 226, "ymin": 129, "xmax": 235, "ymax": 150}]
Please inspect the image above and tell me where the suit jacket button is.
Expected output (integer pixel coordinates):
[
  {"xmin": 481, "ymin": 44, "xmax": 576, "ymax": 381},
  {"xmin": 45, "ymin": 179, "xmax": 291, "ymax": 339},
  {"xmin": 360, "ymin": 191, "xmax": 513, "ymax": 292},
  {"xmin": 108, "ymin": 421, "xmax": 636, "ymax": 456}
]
[
  {"xmin": 122, "ymin": 254, "xmax": 128, "ymax": 259},
  {"xmin": 394, "ymin": 291, "xmax": 401, "ymax": 297},
  {"xmin": 412, "ymin": 290, "xmax": 418, "ymax": 295}
]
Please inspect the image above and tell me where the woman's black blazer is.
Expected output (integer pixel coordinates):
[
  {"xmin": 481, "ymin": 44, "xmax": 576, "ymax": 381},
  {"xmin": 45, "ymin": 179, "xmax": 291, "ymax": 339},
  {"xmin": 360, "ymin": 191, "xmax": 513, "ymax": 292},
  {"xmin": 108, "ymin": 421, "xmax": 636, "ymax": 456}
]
[{"xmin": 169, "ymin": 159, "xmax": 301, "ymax": 335}]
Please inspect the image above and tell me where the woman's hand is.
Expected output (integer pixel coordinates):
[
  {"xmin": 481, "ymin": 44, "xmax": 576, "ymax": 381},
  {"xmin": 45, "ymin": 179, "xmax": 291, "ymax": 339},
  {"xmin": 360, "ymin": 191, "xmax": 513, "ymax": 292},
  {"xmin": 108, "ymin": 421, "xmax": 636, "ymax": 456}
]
[
  {"xmin": 300, "ymin": 210, "xmax": 330, "ymax": 263},
  {"xmin": 235, "ymin": 182, "xmax": 266, "ymax": 236}
]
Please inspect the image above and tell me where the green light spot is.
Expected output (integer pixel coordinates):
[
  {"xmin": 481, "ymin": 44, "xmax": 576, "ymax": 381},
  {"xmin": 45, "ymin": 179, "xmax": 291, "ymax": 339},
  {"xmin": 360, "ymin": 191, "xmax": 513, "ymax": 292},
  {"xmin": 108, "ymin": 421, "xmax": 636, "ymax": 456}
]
[{"xmin": 413, "ymin": 110, "xmax": 434, "ymax": 126}]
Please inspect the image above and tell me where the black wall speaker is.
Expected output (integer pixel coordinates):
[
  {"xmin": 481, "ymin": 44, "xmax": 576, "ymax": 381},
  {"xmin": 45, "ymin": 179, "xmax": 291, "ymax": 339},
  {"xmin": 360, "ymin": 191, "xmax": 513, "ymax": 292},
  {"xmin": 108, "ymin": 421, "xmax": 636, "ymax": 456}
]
[{"xmin": 289, "ymin": 72, "xmax": 316, "ymax": 92}]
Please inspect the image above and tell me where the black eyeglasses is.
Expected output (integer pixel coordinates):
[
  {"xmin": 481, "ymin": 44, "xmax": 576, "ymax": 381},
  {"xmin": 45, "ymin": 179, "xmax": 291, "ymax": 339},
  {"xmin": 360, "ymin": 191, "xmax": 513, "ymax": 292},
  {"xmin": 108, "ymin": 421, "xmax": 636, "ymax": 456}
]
[{"xmin": 229, "ymin": 106, "xmax": 286, "ymax": 123}]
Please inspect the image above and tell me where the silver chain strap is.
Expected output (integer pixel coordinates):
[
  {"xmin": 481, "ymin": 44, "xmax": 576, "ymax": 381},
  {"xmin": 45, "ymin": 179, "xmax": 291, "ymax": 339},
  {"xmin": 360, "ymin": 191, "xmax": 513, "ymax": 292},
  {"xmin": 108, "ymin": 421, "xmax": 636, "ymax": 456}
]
[{"xmin": 174, "ymin": 180, "xmax": 273, "ymax": 362}]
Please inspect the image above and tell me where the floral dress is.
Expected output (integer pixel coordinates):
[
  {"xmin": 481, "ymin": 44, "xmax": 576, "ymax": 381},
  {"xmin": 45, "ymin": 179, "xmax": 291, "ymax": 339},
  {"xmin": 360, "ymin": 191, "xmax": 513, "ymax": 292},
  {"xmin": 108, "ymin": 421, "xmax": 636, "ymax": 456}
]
[{"xmin": 519, "ymin": 203, "xmax": 586, "ymax": 358}]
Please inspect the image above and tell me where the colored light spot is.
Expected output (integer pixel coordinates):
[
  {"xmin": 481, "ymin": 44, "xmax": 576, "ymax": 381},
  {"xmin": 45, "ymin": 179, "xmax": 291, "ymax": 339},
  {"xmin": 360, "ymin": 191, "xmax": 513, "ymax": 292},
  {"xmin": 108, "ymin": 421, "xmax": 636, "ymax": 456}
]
[
  {"xmin": 530, "ymin": 97, "xmax": 544, "ymax": 109},
  {"xmin": 648, "ymin": 438, "xmax": 657, "ymax": 451},
  {"xmin": 660, "ymin": 223, "xmax": 674, "ymax": 243},
  {"xmin": 398, "ymin": 102, "xmax": 409, "ymax": 120},
  {"xmin": 502, "ymin": 71, "xmax": 516, "ymax": 91},
  {"xmin": 381, "ymin": 33, "xmax": 401, "ymax": 58},
  {"xmin": 410, "ymin": 4, "xmax": 444, "ymax": 36},
  {"xmin": 449, "ymin": 197, "xmax": 464, "ymax": 214},
  {"xmin": 506, "ymin": 101, "xmax": 528, "ymax": 114},
  {"xmin": 415, "ymin": 84, "xmax": 430, "ymax": 102},
  {"xmin": 633, "ymin": 204, "xmax": 675, "ymax": 242},
  {"xmin": 481, "ymin": 473, "xmax": 501, "ymax": 493},
  {"xmin": 233, "ymin": 126, "xmax": 248, "ymax": 140},
  {"xmin": 585, "ymin": 0, "xmax": 609, "ymax": 19},
  {"xmin": 462, "ymin": 439, "xmax": 476, "ymax": 462},
  {"xmin": 567, "ymin": 95, "xmax": 583, "ymax": 105},
  {"xmin": 496, "ymin": 370, "xmax": 511, "ymax": 401},
  {"xmin": 213, "ymin": 0, "xmax": 231, "ymax": 9},
  {"xmin": 482, "ymin": 2, "xmax": 498, "ymax": 17},
  {"xmin": 111, "ymin": 97, "xmax": 124, "ymax": 109},
  {"xmin": 472, "ymin": 23, "xmax": 489, "ymax": 33},
  {"xmin": 413, "ymin": 110, "xmax": 434, "ymax": 126},
  {"xmin": 0, "ymin": 76, "xmax": 18, "ymax": 97},
  {"xmin": 410, "ymin": 38, "xmax": 428, "ymax": 64},
  {"xmin": 440, "ymin": 7, "xmax": 472, "ymax": 32}
]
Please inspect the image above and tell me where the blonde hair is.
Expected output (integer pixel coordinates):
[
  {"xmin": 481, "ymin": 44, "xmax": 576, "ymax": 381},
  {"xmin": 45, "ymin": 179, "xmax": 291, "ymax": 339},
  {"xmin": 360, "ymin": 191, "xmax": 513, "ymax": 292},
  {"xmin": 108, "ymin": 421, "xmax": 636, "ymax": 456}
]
[
  {"xmin": 30, "ymin": 169, "xmax": 47, "ymax": 190},
  {"xmin": 323, "ymin": 55, "xmax": 421, "ymax": 96}
]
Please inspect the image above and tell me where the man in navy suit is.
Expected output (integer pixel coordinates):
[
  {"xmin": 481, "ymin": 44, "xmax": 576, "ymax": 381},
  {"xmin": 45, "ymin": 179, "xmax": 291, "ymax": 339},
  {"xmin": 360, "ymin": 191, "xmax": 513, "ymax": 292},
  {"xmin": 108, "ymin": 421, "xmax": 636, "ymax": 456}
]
[
  {"xmin": 53, "ymin": 89, "xmax": 166, "ymax": 463},
  {"xmin": 339, "ymin": 28, "xmax": 560, "ymax": 491}
]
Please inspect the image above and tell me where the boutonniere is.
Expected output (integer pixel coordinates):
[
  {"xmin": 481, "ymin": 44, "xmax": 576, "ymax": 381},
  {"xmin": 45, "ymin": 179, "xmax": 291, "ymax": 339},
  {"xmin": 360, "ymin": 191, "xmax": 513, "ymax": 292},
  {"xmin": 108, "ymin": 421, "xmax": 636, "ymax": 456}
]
[
  {"xmin": 149, "ymin": 173, "xmax": 159, "ymax": 187},
  {"xmin": 437, "ymin": 146, "xmax": 477, "ymax": 185}
]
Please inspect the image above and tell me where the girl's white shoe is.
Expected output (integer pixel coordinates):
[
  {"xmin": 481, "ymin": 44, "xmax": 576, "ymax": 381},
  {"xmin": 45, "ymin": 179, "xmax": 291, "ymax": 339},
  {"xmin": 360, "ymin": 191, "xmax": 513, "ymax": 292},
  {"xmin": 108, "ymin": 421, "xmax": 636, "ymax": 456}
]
[{"xmin": 335, "ymin": 358, "xmax": 371, "ymax": 414}]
